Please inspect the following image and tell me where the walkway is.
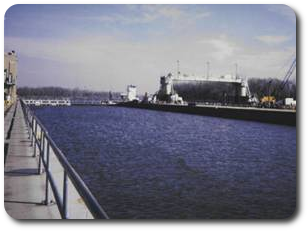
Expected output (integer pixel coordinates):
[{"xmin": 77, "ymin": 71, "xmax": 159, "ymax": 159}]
[{"xmin": 4, "ymin": 101, "xmax": 60, "ymax": 219}]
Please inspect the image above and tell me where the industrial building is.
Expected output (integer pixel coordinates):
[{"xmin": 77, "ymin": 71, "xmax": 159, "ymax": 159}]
[
  {"xmin": 157, "ymin": 72, "xmax": 251, "ymax": 104},
  {"xmin": 120, "ymin": 85, "xmax": 139, "ymax": 102},
  {"xmin": 4, "ymin": 51, "xmax": 18, "ymax": 110}
]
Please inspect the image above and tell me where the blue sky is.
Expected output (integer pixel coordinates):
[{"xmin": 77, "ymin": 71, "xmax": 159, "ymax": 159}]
[{"xmin": 5, "ymin": 4, "xmax": 296, "ymax": 93}]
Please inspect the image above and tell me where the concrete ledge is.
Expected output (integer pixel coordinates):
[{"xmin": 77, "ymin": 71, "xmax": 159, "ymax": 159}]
[
  {"xmin": 117, "ymin": 103, "xmax": 296, "ymax": 126},
  {"xmin": 4, "ymin": 101, "xmax": 95, "ymax": 219}
]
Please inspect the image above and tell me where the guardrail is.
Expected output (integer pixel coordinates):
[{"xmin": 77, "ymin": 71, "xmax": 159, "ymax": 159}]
[{"xmin": 20, "ymin": 99, "xmax": 109, "ymax": 219}]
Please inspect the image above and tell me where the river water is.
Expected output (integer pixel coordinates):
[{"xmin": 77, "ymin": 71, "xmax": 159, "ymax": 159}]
[{"xmin": 33, "ymin": 106, "xmax": 296, "ymax": 219}]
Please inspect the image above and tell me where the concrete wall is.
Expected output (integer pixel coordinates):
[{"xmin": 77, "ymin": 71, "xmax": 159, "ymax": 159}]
[{"xmin": 118, "ymin": 103, "xmax": 296, "ymax": 126}]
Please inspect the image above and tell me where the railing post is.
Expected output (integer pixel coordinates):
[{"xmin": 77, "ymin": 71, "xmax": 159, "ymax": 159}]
[
  {"xmin": 38, "ymin": 131, "xmax": 44, "ymax": 174},
  {"xmin": 33, "ymin": 121, "xmax": 37, "ymax": 157},
  {"xmin": 63, "ymin": 171, "xmax": 69, "ymax": 219},
  {"xmin": 27, "ymin": 110, "xmax": 31, "ymax": 139},
  {"xmin": 44, "ymin": 142, "xmax": 50, "ymax": 205},
  {"xmin": 22, "ymin": 103, "xmax": 31, "ymax": 139},
  {"xmin": 26, "ymin": 111, "xmax": 31, "ymax": 139},
  {"xmin": 20, "ymin": 102, "xmax": 109, "ymax": 219},
  {"xmin": 30, "ymin": 116, "xmax": 34, "ymax": 146}
]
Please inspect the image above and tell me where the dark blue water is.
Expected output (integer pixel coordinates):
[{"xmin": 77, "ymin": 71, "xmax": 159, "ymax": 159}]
[{"xmin": 33, "ymin": 106, "xmax": 296, "ymax": 219}]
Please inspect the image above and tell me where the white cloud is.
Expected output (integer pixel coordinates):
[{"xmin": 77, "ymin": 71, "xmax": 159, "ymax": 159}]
[
  {"xmin": 5, "ymin": 33, "xmax": 296, "ymax": 93},
  {"xmin": 155, "ymin": 5, "xmax": 185, "ymax": 19},
  {"xmin": 4, "ymin": 5, "xmax": 297, "ymax": 93},
  {"xmin": 195, "ymin": 12, "xmax": 211, "ymax": 19},
  {"xmin": 198, "ymin": 36, "xmax": 238, "ymax": 61},
  {"xmin": 235, "ymin": 47, "xmax": 296, "ymax": 78},
  {"xmin": 255, "ymin": 35, "xmax": 291, "ymax": 45},
  {"xmin": 93, "ymin": 5, "xmax": 211, "ymax": 25}
]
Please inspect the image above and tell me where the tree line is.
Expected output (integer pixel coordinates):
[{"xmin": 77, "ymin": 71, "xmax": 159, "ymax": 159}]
[
  {"xmin": 17, "ymin": 78, "xmax": 296, "ymax": 102},
  {"xmin": 248, "ymin": 78, "xmax": 296, "ymax": 101},
  {"xmin": 170, "ymin": 78, "xmax": 296, "ymax": 102},
  {"xmin": 17, "ymin": 87, "xmax": 120, "ymax": 100}
]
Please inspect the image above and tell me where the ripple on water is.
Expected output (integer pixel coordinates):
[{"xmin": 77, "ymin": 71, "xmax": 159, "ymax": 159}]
[{"xmin": 33, "ymin": 106, "xmax": 296, "ymax": 219}]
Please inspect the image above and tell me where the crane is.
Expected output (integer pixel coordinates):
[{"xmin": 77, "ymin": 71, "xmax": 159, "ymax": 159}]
[
  {"xmin": 261, "ymin": 57, "xmax": 296, "ymax": 107},
  {"xmin": 279, "ymin": 58, "xmax": 296, "ymax": 92}
]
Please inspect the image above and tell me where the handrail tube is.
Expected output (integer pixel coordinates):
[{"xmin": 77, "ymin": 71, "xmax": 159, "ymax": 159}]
[
  {"xmin": 20, "ymin": 100, "xmax": 109, "ymax": 219},
  {"xmin": 40, "ymin": 155, "xmax": 66, "ymax": 218},
  {"xmin": 27, "ymin": 105, "xmax": 109, "ymax": 219},
  {"xmin": 32, "ymin": 114, "xmax": 49, "ymax": 133},
  {"xmin": 46, "ymin": 137, "xmax": 110, "ymax": 219}
]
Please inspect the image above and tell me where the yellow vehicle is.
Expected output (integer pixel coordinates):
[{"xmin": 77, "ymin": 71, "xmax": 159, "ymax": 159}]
[
  {"xmin": 260, "ymin": 96, "xmax": 276, "ymax": 104},
  {"xmin": 260, "ymin": 96, "xmax": 276, "ymax": 108}
]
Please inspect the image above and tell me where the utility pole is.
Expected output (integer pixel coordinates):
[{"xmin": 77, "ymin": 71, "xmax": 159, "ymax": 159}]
[
  {"xmin": 235, "ymin": 63, "xmax": 238, "ymax": 79},
  {"xmin": 268, "ymin": 79, "xmax": 272, "ymax": 108},
  {"xmin": 206, "ymin": 61, "xmax": 210, "ymax": 79},
  {"xmin": 177, "ymin": 60, "xmax": 180, "ymax": 78}
]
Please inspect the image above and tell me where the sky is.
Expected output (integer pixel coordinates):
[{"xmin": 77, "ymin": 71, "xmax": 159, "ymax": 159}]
[{"xmin": 4, "ymin": 4, "xmax": 296, "ymax": 93}]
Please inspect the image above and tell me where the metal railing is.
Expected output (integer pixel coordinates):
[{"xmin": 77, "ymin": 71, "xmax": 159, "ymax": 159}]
[{"xmin": 20, "ymin": 99, "xmax": 109, "ymax": 219}]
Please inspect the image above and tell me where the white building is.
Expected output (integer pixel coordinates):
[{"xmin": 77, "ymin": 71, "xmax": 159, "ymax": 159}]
[
  {"xmin": 160, "ymin": 73, "xmax": 173, "ymax": 95},
  {"xmin": 127, "ymin": 85, "xmax": 137, "ymax": 101},
  {"xmin": 284, "ymin": 98, "xmax": 296, "ymax": 106},
  {"xmin": 121, "ymin": 85, "xmax": 139, "ymax": 102},
  {"xmin": 170, "ymin": 93, "xmax": 184, "ymax": 104}
]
